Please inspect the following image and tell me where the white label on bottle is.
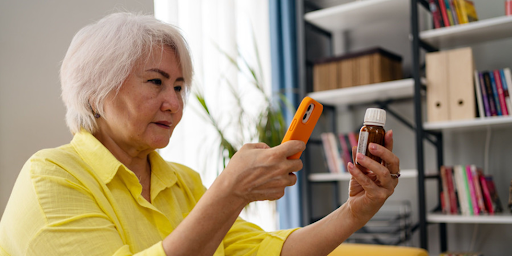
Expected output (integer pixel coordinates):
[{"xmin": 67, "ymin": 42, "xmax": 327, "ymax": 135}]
[{"xmin": 356, "ymin": 131, "xmax": 369, "ymax": 164}]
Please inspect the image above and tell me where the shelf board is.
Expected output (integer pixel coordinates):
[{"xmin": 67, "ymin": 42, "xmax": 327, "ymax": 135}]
[
  {"xmin": 420, "ymin": 15, "xmax": 512, "ymax": 49},
  {"xmin": 307, "ymin": 78, "xmax": 420, "ymax": 107},
  {"xmin": 423, "ymin": 116, "xmax": 512, "ymax": 132},
  {"xmin": 309, "ymin": 169, "xmax": 417, "ymax": 182},
  {"xmin": 428, "ymin": 212, "xmax": 512, "ymax": 224},
  {"xmin": 304, "ymin": 0, "xmax": 409, "ymax": 33}
]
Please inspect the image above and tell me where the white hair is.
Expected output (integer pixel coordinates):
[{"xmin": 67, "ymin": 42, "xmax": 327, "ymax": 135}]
[{"xmin": 60, "ymin": 12, "xmax": 193, "ymax": 134}]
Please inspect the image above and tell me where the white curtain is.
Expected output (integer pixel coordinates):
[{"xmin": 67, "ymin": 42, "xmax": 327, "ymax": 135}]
[{"xmin": 154, "ymin": 0, "xmax": 277, "ymax": 231}]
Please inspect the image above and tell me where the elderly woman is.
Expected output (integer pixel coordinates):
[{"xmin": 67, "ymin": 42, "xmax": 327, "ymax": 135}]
[{"xmin": 0, "ymin": 13, "xmax": 400, "ymax": 256}]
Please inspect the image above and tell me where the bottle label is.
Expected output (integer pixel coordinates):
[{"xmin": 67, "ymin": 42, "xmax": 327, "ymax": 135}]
[{"xmin": 356, "ymin": 131, "xmax": 369, "ymax": 161}]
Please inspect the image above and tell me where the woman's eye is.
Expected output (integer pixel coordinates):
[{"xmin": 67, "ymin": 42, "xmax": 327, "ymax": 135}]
[
  {"xmin": 174, "ymin": 85, "xmax": 183, "ymax": 92},
  {"xmin": 148, "ymin": 79, "xmax": 162, "ymax": 85}
]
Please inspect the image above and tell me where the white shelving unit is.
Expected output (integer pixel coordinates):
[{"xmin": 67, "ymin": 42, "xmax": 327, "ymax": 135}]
[
  {"xmin": 309, "ymin": 169, "xmax": 418, "ymax": 182},
  {"xmin": 424, "ymin": 116, "xmax": 512, "ymax": 132},
  {"xmin": 304, "ymin": 0, "xmax": 409, "ymax": 32},
  {"xmin": 308, "ymin": 78, "xmax": 421, "ymax": 106},
  {"xmin": 428, "ymin": 212, "xmax": 512, "ymax": 224},
  {"xmin": 420, "ymin": 15, "xmax": 512, "ymax": 49}
]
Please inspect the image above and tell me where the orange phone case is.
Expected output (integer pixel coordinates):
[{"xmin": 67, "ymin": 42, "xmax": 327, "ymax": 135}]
[{"xmin": 281, "ymin": 96, "xmax": 323, "ymax": 159}]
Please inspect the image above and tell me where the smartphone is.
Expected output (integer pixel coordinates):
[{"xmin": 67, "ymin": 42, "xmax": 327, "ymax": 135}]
[{"xmin": 281, "ymin": 96, "xmax": 323, "ymax": 159}]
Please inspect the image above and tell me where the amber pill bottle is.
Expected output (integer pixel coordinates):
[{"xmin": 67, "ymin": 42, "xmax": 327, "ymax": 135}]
[{"xmin": 355, "ymin": 108, "xmax": 386, "ymax": 171}]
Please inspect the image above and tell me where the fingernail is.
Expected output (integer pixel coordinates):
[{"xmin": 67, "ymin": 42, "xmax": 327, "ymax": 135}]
[
  {"xmin": 369, "ymin": 143, "xmax": 377, "ymax": 150},
  {"xmin": 356, "ymin": 153, "xmax": 364, "ymax": 161},
  {"xmin": 347, "ymin": 162, "xmax": 354, "ymax": 170}
]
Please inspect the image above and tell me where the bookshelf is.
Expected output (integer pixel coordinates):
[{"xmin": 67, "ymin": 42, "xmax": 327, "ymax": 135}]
[
  {"xmin": 297, "ymin": 0, "xmax": 422, "ymax": 247},
  {"xmin": 411, "ymin": 0, "xmax": 512, "ymax": 253},
  {"xmin": 308, "ymin": 78, "xmax": 423, "ymax": 106},
  {"xmin": 424, "ymin": 116, "xmax": 512, "ymax": 132},
  {"xmin": 304, "ymin": 0, "xmax": 409, "ymax": 32},
  {"xmin": 420, "ymin": 15, "xmax": 512, "ymax": 49},
  {"xmin": 427, "ymin": 212, "xmax": 512, "ymax": 224}
]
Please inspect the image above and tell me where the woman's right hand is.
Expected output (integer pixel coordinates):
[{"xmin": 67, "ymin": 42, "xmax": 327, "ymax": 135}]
[{"xmin": 215, "ymin": 140, "xmax": 305, "ymax": 204}]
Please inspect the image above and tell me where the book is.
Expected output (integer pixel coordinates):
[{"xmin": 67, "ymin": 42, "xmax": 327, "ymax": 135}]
[
  {"xmin": 461, "ymin": 165, "xmax": 474, "ymax": 215},
  {"xmin": 321, "ymin": 133, "xmax": 338, "ymax": 173},
  {"xmin": 453, "ymin": 0, "xmax": 465, "ymax": 24},
  {"xmin": 493, "ymin": 69, "xmax": 509, "ymax": 116},
  {"xmin": 438, "ymin": 0, "xmax": 451, "ymax": 27},
  {"xmin": 465, "ymin": 165, "xmax": 479, "ymax": 214},
  {"xmin": 327, "ymin": 132, "xmax": 345, "ymax": 173},
  {"xmin": 454, "ymin": 165, "xmax": 471, "ymax": 215},
  {"xmin": 429, "ymin": 0, "xmax": 445, "ymax": 28},
  {"xmin": 444, "ymin": 0, "xmax": 456, "ymax": 26},
  {"xmin": 484, "ymin": 175, "xmax": 504, "ymax": 213},
  {"xmin": 489, "ymin": 71, "xmax": 503, "ymax": 115},
  {"xmin": 501, "ymin": 68, "xmax": 512, "ymax": 115},
  {"xmin": 338, "ymin": 133, "xmax": 353, "ymax": 164},
  {"xmin": 478, "ymin": 72, "xmax": 491, "ymax": 117},
  {"xmin": 449, "ymin": 0, "xmax": 459, "ymax": 25},
  {"xmin": 478, "ymin": 170, "xmax": 494, "ymax": 214},
  {"xmin": 483, "ymin": 71, "xmax": 498, "ymax": 116},
  {"xmin": 473, "ymin": 71, "xmax": 485, "ymax": 118},
  {"xmin": 445, "ymin": 166, "xmax": 459, "ymax": 214},
  {"xmin": 470, "ymin": 165, "xmax": 486, "ymax": 213},
  {"xmin": 347, "ymin": 132, "xmax": 358, "ymax": 149},
  {"xmin": 440, "ymin": 166, "xmax": 452, "ymax": 214},
  {"xmin": 457, "ymin": 0, "xmax": 479, "ymax": 23}
]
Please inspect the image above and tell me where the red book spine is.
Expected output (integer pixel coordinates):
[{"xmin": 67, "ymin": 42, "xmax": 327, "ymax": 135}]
[
  {"xmin": 466, "ymin": 165, "xmax": 479, "ymax": 214},
  {"xmin": 494, "ymin": 69, "xmax": 509, "ymax": 115},
  {"xmin": 429, "ymin": 0, "xmax": 443, "ymax": 28},
  {"xmin": 438, "ymin": 0, "xmax": 451, "ymax": 27},
  {"xmin": 479, "ymin": 172, "xmax": 494, "ymax": 214},
  {"xmin": 445, "ymin": 166, "xmax": 458, "ymax": 214}
]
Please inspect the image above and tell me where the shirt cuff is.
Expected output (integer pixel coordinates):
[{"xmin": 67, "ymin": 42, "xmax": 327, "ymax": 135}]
[
  {"xmin": 257, "ymin": 228, "xmax": 301, "ymax": 256},
  {"xmin": 133, "ymin": 241, "xmax": 167, "ymax": 256}
]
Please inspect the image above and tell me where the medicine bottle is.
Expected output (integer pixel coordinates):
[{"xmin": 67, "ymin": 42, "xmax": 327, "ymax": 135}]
[{"xmin": 355, "ymin": 108, "xmax": 386, "ymax": 172}]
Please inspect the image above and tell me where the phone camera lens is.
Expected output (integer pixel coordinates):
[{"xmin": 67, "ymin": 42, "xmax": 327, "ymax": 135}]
[
  {"xmin": 303, "ymin": 113, "xmax": 308, "ymax": 120},
  {"xmin": 307, "ymin": 104, "xmax": 312, "ymax": 111}
]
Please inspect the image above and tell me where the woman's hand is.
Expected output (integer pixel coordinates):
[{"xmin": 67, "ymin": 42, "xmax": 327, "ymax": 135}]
[
  {"xmin": 215, "ymin": 140, "xmax": 305, "ymax": 205},
  {"xmin": 346, "ymin": 130, "xmax": 400, "ymax": 223}
]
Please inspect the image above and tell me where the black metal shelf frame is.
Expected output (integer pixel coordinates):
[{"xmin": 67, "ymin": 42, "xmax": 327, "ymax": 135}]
[{"xmin": 296, "ymin": 0, "xmax": 443, "ymax": 248}]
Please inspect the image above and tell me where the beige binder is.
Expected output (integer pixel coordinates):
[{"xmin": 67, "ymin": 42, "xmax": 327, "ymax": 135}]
[
  {"xmin": 426, "ymin": 51, "xmax": 450, "ymax": 122},
  {"xmin": 447, "ymin": 47, "xmax": 475, "ymax": 121}
]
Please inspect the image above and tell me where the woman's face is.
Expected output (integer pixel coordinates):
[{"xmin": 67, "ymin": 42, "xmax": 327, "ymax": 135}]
[{"xmin": 97, "ymin": 46, "xmax": 184, "ymax": 154}]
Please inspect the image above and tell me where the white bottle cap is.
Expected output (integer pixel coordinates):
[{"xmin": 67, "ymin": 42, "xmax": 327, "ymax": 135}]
[{"xmin": 364, "ymin": 108, "xmax": 386, "ymax": 126}]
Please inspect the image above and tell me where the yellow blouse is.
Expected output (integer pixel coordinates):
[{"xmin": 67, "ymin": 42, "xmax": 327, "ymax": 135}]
[{"xmin": 0, "ymin": 131, "xmax": 298, "ymax": 255}]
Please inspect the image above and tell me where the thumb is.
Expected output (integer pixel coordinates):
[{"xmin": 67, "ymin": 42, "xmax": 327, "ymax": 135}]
[
  {"xmin": 246, "ymin": 142, "xmax": 271, "ymax": 150},
  {"xmin": 275, "ymin": 140, "xmax": 306, "ymax": 158}
]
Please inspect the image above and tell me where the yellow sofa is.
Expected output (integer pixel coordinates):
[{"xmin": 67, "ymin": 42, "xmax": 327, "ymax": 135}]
[{"xmin": 328, "ymin": 243, "xmax": 428, "ymax": 256}]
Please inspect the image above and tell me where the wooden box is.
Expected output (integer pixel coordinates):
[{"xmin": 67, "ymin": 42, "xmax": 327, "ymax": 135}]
[{"xmin": 313, "ymin": 48, "xmax": 403, "ymax": 92}]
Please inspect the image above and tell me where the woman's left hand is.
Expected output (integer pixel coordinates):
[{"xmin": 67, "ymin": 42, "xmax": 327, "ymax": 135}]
[{"xmin": 346, "ymin": 130, "xmax": 400, "ymax": 224}]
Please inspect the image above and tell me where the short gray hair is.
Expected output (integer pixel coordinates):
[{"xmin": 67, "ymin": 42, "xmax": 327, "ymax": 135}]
[{"xmin": 60, "ymin": 12, "xmax": 193, "ymax": 134}]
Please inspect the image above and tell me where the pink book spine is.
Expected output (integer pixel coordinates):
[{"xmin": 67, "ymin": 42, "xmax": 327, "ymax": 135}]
[
  {"xmin": 466, "ymin": 165, "xmax": 479, "ymax": 214},
  {"xmin": 471, "ymin": 166, "xmax": 486, "ymax": 213},
  {"xmin": 338, "ymin": 133, "xmax": 352, "ymax": 164},
  {"xmin": 479, "ymin": 174, "xmax": 494, "ymax": 214}
]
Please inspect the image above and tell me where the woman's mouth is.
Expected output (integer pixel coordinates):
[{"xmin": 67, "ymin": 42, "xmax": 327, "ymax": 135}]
[{"xmin": 154, "ymin": 121, "xmax": 171, "ymax": 129}]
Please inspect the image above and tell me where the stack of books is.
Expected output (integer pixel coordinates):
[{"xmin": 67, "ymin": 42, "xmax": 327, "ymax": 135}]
[
  {"xmin": 439, "ymin": 165, "xmax": 503, "ymax": 216},
  {"xmin": 320, "ymin": 132, "xmax": 359, "ymax": 173},
  {"xmin": 429, "ymin": 0, "xmax": 479, "ymax": 29},
  {"xmin": 474, "ymin": 68, "xmax": 512, "ymax": 118}
]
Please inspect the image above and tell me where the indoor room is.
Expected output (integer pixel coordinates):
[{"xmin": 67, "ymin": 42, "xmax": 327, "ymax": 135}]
[{"xmin": 1, "ymin": 0, "xmax": 511, "ymax": 255}]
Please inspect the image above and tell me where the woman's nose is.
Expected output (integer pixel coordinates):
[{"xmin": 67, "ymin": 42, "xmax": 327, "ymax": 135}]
[{"xmin": 161, "ymin": 88, "xmax": 182, "ymax": 113}]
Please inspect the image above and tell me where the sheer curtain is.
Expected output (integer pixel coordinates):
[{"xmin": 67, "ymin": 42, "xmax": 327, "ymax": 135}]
[{"xmin": 154, "ymin": 0, "xmax": 277, "ymax": 231}]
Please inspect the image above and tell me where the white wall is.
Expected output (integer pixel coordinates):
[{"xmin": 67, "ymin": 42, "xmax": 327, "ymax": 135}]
[{"xmin": 0, "ymin": 0, "xmax": 154, "ymax": 216}]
